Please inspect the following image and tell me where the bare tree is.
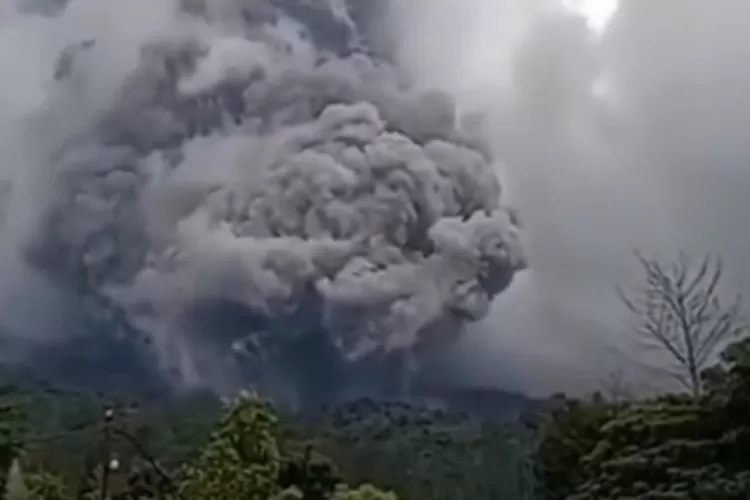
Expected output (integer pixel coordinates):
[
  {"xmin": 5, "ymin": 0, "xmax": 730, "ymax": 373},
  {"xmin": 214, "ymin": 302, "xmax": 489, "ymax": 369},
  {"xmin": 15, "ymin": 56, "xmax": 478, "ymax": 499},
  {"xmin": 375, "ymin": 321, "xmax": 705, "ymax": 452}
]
[{"xmin": 617, "ymin": 251, "xmax": 745, "ymax": 397}]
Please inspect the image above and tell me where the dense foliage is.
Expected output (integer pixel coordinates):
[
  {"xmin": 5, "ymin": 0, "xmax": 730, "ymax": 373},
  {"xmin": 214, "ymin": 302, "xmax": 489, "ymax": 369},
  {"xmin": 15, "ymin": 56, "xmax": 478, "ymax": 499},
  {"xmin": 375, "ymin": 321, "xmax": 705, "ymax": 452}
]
[
  {"xmin": 0, "ymin": 387, "xmax": 536, "ymax": 500},
  {"xmin": 302, "ymin": 399, "xmax": 536, "ymax": 500},
  {"xmin": 534, "ymin": 336, "xmax": 750, "ymax": 500},
  {"xmin": 0, "ymin": 389, "xmax": 27, "ymax": 492},
  {"xmin": 1, "ymin": 339, "xmax": 749, "ymax": 499}
]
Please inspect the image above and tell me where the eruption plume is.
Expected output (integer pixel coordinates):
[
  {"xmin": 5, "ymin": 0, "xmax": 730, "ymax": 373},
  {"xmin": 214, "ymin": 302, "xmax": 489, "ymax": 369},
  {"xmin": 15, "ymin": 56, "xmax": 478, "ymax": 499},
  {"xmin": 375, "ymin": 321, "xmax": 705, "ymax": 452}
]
[{"xmin": 0, "ymin": 0, "xmax": 524, "ymax": 405}]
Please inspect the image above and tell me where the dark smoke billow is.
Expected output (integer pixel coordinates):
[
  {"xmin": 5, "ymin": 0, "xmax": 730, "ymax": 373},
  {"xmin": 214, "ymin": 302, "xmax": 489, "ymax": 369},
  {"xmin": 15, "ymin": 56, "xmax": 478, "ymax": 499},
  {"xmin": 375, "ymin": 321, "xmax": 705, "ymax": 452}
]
[{"xmin": 5, "ymin": 0, "xmax": 524, "ymax": 406}]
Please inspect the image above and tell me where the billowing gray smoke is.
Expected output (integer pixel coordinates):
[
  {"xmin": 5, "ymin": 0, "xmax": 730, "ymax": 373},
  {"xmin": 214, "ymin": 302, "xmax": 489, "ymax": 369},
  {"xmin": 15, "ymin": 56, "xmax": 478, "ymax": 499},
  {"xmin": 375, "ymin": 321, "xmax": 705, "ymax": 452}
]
[{"xmin": 3, "ymin": 0, "xmax": 524, "ymax": 404}]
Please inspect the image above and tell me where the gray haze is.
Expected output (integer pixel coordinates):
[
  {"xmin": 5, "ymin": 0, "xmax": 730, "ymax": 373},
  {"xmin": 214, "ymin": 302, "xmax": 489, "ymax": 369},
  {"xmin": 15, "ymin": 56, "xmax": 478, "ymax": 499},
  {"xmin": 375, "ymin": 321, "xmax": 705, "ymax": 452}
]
[
  {"xmin": 1, "ymin": 0, "xmax": 749, "ymax": 400},
  {"xmin": 395, "ymin": 0, "xmax": 750, "ymax": 396}
]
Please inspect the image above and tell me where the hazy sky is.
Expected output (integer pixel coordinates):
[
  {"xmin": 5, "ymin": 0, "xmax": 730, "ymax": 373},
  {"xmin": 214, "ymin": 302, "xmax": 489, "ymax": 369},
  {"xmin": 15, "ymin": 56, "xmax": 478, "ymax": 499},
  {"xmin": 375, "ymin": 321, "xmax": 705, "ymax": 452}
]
[{"xmin": 386, "ymin": 0, "xmax": 750, "ymax": 396}]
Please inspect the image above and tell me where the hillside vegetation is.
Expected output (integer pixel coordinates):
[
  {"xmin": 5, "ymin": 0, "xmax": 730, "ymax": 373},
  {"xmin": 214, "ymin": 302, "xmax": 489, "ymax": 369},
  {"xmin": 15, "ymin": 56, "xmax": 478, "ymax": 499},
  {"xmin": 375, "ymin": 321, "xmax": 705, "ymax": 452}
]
[
  {"xmin": 0, "ymin": 335, "xmax": 748, "ymax": 499},
  {"xmin": 534, "ymin": 336, "xmax": 750, "ymax": 500}
]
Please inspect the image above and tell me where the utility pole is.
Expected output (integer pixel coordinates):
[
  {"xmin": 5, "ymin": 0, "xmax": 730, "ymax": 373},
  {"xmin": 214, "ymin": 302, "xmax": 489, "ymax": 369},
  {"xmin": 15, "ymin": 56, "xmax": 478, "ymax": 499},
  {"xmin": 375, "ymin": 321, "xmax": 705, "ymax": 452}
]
[{"xmin": 99, "ymin": 406, "xmax": 114, "ymax": 500}]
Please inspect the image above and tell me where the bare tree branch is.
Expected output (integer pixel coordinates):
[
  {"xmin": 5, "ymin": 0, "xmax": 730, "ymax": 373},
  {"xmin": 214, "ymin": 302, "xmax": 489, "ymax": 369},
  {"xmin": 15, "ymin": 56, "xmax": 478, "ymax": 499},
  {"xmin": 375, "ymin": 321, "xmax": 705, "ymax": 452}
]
[{"xmin": 617, "ymin": 251, "xmax": 745, "ymax": 396}]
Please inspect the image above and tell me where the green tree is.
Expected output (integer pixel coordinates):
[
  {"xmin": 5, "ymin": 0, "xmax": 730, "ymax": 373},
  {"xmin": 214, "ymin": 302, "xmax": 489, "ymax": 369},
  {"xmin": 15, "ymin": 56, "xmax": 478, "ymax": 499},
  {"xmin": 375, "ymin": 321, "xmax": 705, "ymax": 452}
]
[
  {"xmin": 702, "ymin": 336, "xmax": 750, "ymax": 495},
  {"xmin": 4, "ymin": 459, "xmax": 28, "ymax": 500},
  {"xmin": 533, "ymin": 394, "xmax": 616, "ymax": 500},
  {"xmin": 278, "ymin": 445, "xmax": 341, "ymax": 500},
  {"xmin": 178, "ymin": 391, "xmax": 283, "ymax": 500},
  {"xmin": 308, "ymin": 398, "xmax": 527, "ymax": 500},
  {"xmin": 569, "ymin": 394, "xmax": 727, "ymax": 500},
  {"xmin": 177, "ymin": 391, "xmax": 401, "ymax": 500},
  {"xmin": 25, "ymin": 471, "xmax": 70, "ymax": 500},
  {"xmin": 0, "ymin": 389, "xmax": 27, "ymax": 494},
  {"xmin": 534, "ymin": 335, "xmax": 750, "ymax": 500},
  {"xmin": 330, "ymin": 484, "xmax": 398, "ymax": 500}
]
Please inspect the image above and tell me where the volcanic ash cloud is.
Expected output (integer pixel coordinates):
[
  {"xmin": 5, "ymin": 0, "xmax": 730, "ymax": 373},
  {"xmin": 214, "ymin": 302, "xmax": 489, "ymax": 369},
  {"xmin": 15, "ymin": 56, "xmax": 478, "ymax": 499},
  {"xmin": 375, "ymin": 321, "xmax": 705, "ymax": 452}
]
[{"xmin": 14, "ymin": 0, "xmax": 525, "ymax": 390}]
